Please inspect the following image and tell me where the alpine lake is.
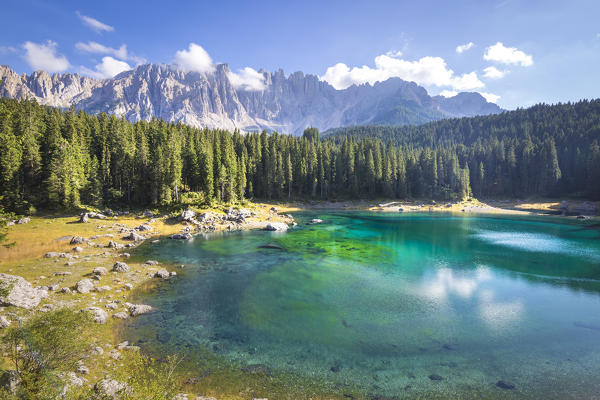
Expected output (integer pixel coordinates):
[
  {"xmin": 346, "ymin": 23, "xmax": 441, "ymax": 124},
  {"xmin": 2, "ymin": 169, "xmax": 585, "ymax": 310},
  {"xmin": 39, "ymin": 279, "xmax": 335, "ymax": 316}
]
[{"xmin": 120, "ymin": 211, "xmax": 600, "ymax": 399}]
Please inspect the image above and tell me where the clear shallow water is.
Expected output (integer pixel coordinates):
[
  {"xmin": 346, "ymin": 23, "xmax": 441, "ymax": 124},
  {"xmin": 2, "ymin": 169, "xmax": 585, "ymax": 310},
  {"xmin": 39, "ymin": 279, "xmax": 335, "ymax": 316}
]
[{"xmin": 125, "ymin": 212, "xmax": 600, "ymax": 399}]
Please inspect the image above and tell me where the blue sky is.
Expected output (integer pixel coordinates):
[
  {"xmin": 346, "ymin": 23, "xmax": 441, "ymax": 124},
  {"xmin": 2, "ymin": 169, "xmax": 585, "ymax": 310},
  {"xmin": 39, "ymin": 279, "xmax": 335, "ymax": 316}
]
[{"xmin": 0, "ymin": 0, "xmax": 599, "ymax": 109}]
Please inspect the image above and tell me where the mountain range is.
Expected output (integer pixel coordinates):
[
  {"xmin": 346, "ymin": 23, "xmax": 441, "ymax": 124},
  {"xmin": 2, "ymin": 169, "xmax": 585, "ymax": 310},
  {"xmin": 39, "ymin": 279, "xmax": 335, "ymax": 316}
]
[{"xmin": 0, "ymin": 64, "xmax": 502, "ymax": 135}]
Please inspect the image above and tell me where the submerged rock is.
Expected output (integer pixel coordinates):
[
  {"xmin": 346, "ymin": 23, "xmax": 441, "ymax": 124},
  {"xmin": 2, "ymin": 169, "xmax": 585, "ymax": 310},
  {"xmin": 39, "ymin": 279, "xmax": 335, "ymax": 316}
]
[
  {"xmin": 0, "ymin": 273, "xmax": 48, "ymax": 309},
  {"xmin": 259, "ymin": 243, "xmax": 284, "ymax": 250},
  {"xmin": 242, "ymin": 364, "xmax": 271, "ymax": 376},
  {"xmin": 129, "ymin": 304, "xmax": 155, "ymax": 316},
  {"xmin": 496, "ymin": 380, "xmax": 515, "ymax": 390},
  {"xmin": 429, "ymin": 374, "xmax": 443, "ymax": 381}
]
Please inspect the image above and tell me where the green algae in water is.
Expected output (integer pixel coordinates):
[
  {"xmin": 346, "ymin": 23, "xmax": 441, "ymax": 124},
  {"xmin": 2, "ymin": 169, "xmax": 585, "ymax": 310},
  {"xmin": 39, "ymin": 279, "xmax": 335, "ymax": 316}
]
[{"xmin": 124, "ymin": 212, "xmax": 600, "ymax": 399}]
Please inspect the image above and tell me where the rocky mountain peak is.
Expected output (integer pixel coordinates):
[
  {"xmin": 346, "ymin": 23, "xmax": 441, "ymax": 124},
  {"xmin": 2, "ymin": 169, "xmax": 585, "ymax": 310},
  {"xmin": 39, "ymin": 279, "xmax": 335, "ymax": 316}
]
[{"xmin": 0, "ymin": 64, "xmax": 502, "ymax": 134}]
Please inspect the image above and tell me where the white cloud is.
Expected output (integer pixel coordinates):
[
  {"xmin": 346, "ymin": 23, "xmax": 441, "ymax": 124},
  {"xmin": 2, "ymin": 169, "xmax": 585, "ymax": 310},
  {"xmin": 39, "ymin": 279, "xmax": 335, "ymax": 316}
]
[
  {"xmin": 385, "ymin": 50, "xmax": 403, "ymax": 58},
  {"xmin": 456, "ymin": 42, "xmax": 474, "ymax": 54},
  {"xmin": 0, "ymin": 46, "xmax": 17, "ymax": 55},
  {"xmin": 321, "ymin": 54, "xmax": 484, "ymax": 91},
  {"xmin": 484, "ymin": 42, "xmax": 533, "ymax": 66},
  {"xmin": 81, "ymin": 56, "xmax": 131, "ymax": 79},
  {"xmin": 479, "ymin": 92, "xmax": 501, "ymax": 103},
  {"xmin": 174, "ymin": 43, "xmax": 215, "ymax": 73},
  {"xmin": 483, "ymin": 66, "xmax": 508, "ymax": 79},
  {"xmin": 439, "ymin": 90, "xmax": 458, "ymax": 98},
  {"xmin": 76, "ymin": 11, "xmax": 114, "ymax": 33},
  {"xmin": 22, "ymin": 41, "xmax": 70, "ymax": 72},
  {"xmin": 75, "ymin": 41, "xmax": 145, "ymax": 65},
  {"xmin": 228, "ymin": 67, "xmax": 266, "ymax": 91}
]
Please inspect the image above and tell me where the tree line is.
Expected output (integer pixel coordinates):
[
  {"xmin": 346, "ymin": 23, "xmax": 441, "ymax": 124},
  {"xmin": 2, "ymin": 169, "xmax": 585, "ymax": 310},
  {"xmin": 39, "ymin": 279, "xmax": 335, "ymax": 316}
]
[{"xmin": 0, "ymin": 98, "xmax": 599, "ymax": 213}]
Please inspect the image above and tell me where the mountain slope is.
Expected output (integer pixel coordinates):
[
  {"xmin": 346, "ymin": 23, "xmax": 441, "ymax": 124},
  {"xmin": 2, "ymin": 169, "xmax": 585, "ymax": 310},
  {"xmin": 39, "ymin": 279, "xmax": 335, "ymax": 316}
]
[{"xmin": 0, "ymin": 64, "xmax": 502, "ymax": 134}]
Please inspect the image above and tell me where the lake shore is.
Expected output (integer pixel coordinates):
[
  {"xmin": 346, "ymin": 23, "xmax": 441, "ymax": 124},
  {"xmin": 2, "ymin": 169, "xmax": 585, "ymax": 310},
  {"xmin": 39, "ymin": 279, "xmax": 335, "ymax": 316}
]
[{"xmin": 0, "ymin": 198, "xmax": 597, "ymax": 398}]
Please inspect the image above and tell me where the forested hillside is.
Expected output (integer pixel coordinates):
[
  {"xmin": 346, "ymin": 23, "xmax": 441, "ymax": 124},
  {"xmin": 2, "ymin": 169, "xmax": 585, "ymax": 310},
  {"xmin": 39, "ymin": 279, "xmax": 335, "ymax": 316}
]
[{"xmin": 0, "ymin": 98, "xmax": 599, "ymax": 214}]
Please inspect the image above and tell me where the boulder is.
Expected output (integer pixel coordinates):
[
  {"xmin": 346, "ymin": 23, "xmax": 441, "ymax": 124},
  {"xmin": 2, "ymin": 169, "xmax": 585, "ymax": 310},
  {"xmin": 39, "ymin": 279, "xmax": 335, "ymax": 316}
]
[
  {"xmin": 79, "ymin": 213, "xmax": 89, "ymax": 223},
  {"xmin": 112, "ymin": 311, "xmax": 129, "ymax": 320},
  {"xmin": 83, "ymin": 307, "xmax": 108, "ymax": 324},
  {"xmin": 0, "ymin": 273, "xmax": 48, "ymax": 309},
  {"xmin": 94, "ymin": 379, "xmax": 131, "ymax": 399},
  {"xmin": 94, "ymin": 286, "xmax": 112, "ymax": 293},
  {"xmin": 70, "ymin": 236, "xmax": 86, "ymax": 245},
  {"xmin": 123, "ymin": 232, "xmax": 145, "ymax": 242},
  {"xmin": 17, "ymin": 217, "xmax": 30, "ymax": 224},
  {"xmin": 112, "ymin": 262, "xmax": 130, "ymax": 273},
  {"xmin": 137, "ymin": 224, "xmax": 152, "ymax": 231},
  {"xmin": 170, "ymin": 233, "xmax": 193, "ymax": 240},
  {"xmin": 93, "ymin": 267, "xmax": 108, "ymax": 276},
  {"xmin": 107, "ymin": 240, "xmax": 123, "ymax": 249},
  {"xmin": 75, "ymin": 279, "xmax": 94, "ymax": 294},
  {"xmin": 265, "ymin": 222, "xmax": 288, "ymax": 232},
  {"xmin": 154, "ymin": 269, "xmax": 170, "ymax": 279},
  {"xmin": 0, "ymin": 316, "xmax": 11, "ymax": 329},
  {"xmin": 73, "ymin": 246, "xmax": 84, "ymax": 253},
  {"xmin": 129, "ymin": 304, "xmax": 155, "ymax": 317},
  {"xmin": 144, "ymin": 260, "xmax": 159, "ymax": 266},
  {"xmin": 76, "ymin": 365, "xmax": 90, "ymax": 375},
  {"xmin": 143, "ymin": 210, "xmax": 154, "ymax": 217},
  {"xmin": 179, "ymin": 209, "xmax": 196, "ymax": 222}
]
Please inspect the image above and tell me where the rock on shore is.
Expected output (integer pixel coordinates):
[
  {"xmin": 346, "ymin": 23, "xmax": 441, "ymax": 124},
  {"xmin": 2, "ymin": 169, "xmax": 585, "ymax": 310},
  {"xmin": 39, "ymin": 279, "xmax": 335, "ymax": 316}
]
[{"xmin": 0, "ymin": 273, "xmax": 48, "ymax": 309}]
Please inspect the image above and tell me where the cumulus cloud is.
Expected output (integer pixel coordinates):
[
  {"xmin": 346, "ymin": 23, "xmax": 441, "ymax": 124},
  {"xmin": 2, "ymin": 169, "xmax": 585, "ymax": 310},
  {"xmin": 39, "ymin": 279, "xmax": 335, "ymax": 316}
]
[
  {"xmin": 75, "ymin": 41, "xmax": 145, "ymax": 64},
  {"xmin": 479, "ymin": 92, "xmax": 500, "ymax": 103},
  {"xmin": 439, "ymin": 90, "xmax": 458, "ymax": 98},
  {"xmin": 174, "ymin": 43, "xmax": 215, "ymax": 73},
  {"xmin": 22, "ymin": 40, "xmax": 70, "ymax": 72},
  {"xmin": 483, "ymin": 66, "xmax": 508, "ymax": 79},
  {"xmin": 484, "ymin": 42, "xmax": 533, "ymax": 66},
  {"xmin": 321, "ymin": 54, "xmax": 484, "ymax": 91},
  {"xmin": 81, "ymin": 56, "xmax": 131, "ymax": 79},
  {"xmin": 456, "ymin": 42, "xmax": 474, "ymax": 54},
  {"xmin": 228, "ymin": 67, "xmax": 266, "ymax": 91},
  {"xmin": 76, "ymin": 11, "xmax": 114, "ymax": 33},
  {"xmin": 385, "ymin": 50, "xmax": 403, "ymax": 58}
]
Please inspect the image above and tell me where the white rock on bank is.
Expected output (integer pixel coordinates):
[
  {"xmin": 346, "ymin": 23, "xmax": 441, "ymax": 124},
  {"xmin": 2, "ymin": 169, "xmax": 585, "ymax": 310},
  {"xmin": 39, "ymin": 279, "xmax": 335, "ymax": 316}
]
[{"xmin": 0, "ymin": 273, "xmax": 48, "ymax": 309}]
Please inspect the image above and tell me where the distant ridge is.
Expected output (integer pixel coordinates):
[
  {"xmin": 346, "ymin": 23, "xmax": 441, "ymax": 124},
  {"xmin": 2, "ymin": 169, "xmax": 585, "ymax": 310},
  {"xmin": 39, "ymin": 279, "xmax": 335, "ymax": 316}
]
[{"xmin": 0, "ymin": 64, "xmax": 502, "ymax": 135}]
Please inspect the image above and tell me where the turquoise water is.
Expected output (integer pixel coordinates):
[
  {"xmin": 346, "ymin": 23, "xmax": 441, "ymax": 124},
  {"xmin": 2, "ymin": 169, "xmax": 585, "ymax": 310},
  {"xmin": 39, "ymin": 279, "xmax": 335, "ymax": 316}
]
[{"xmin": 125, "ymin": 212, "xmax": 600, "ymax": 399}]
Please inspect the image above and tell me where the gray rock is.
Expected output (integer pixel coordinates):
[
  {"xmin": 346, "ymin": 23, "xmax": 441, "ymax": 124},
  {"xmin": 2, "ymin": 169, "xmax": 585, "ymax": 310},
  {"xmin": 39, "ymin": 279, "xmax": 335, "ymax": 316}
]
[
  {"xmin": 170, "ymin": 233, "xmax": 193, "ymax": 240},
  {"xmin": 0, "ymin": 273, "xmax": 48, "ymax": 309},
  {"xmin": 154, "ymin": 269, "xmax": 170, "ymax": 279},
  {"xmin": 60, "ymin": 287, "xmax": 72, "ymax": 294},
  {"xmin": 79, "ymin": 213, "xmax": 89, "ymax": 223},
  {"xmin": 123, "ymin": 283, "xmax": 133, "ymax": 290},
  {"xmin": 76, "ymin": 365, "xmax": 90, "ymax": 375},
  {"xmin": 54, "ymin": 271, "xmax": 72, "ymax": 276},
  {"xmin": 265, "ymin": 222, "xmax": 288, "ymax": 232},
  {"xmin": 94, "ymin": 286, "xmax": 112, "ymax": 293},
  {"xmin": 94, "ymin": 378, "xmax": 131, "ymax": 399},
  {"xmin": 129, "ymin": 304, "xmax": 155, "ymax": 316},
  {"xmin": 496, "ymin": 380, "xmax": 515, "ymax": 390},
  {"xmin": 123, "ymin": 232, "xmax": 145, "ymax": 242},
  {"xmin": 93, "ymin": 267, "xmax": 108, "ymax": 276},
  {"xmin": 112, "ymin": 311, "xmax": 129, "ymax": 320},
  {"xmin": 70, "ymin": 236, "xmax": 86, "ymax": 245},
  {"xmin": 144, "ymin": 260, "xmax": 159, "ymax": 266},
  {"xmin": 75, "ymin": 279, "xmax": 94, "ymax": 294},
  {"xmin": 137, "ymin": 224, "xmax": 152, "ymax": 231},
  {"xmin": 112, "ymin": 262, "xmax": 130, "ymax": 273},
  {"xmin": 0, "ymin": 316, "xmax": 11, "ymax": 328},
  {"xmin": 73, "ymin": 246, "xmax": 84, "ymax": 253},
  {"xmin": 143, "ymin": 210, "xmax": 154, "ymax": 217},
  {"xmin": 180, "ymin": 209, "xmax": 196, "ymax": 222},
  {"xmin": 83, "ymin": 307, "xmax": 108, "ymax": 324},
  {"xmin": 17, "ymin": 217, "xmax": 30, "ymax": 224}
]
